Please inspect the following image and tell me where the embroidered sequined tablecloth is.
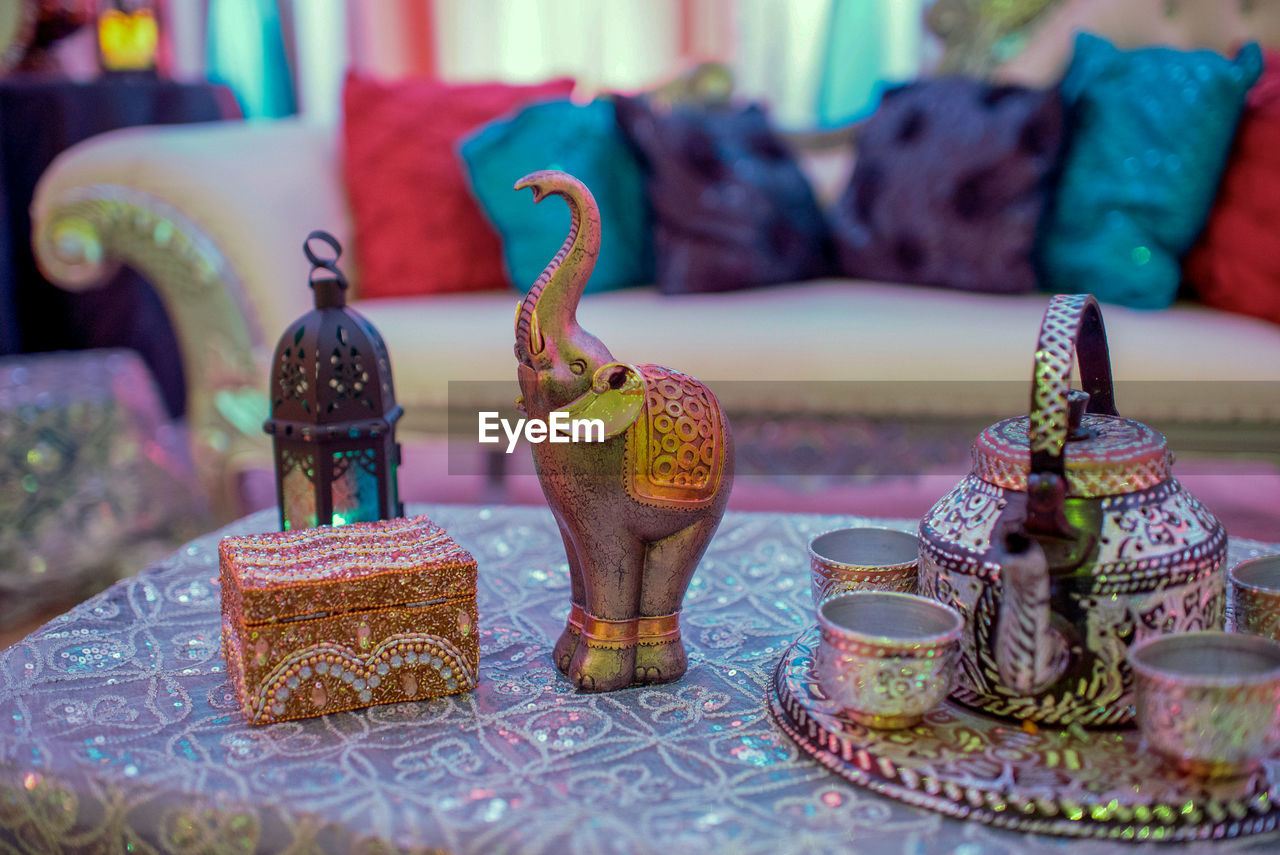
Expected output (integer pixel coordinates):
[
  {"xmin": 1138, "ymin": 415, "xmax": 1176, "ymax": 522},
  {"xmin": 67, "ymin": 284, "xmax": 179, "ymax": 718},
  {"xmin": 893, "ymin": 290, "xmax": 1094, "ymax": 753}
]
[{"xmin": 3, "ymin": 504, "xmax": 1279, "ymax": 854}]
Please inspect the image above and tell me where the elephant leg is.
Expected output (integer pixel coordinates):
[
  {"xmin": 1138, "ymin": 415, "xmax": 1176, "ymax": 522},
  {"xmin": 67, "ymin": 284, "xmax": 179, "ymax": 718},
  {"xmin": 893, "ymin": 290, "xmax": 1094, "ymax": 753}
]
[
  {"xmin": 634, "ymin": 516, "xmax": 720, "ymax": 685},
  {"xmin": 552, "ymin": 519, "xmax": 586, "ymax": 675},
  {"xmin": 568, "ymin": 528, "xmax": 643, "ymax": 693}
]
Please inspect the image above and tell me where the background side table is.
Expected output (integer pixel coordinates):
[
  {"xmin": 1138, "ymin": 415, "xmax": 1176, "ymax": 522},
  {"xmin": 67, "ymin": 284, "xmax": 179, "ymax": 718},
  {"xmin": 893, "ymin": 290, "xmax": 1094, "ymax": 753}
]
[{"xmin": 0, "ymin": 75, "xmax": 239, "ymax": 416}]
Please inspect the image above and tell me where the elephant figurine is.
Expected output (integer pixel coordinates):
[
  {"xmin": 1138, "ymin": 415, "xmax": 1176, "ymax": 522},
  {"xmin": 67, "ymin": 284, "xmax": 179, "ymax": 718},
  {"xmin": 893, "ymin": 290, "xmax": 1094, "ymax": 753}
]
[{"xmin": 513, "ymin": 170, "xmax": 735, "ymax": 693}]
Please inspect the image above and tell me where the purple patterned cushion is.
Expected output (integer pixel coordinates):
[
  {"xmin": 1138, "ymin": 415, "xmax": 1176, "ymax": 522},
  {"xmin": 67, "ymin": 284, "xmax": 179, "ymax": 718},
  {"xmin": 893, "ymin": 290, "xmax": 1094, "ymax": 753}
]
[
  {"xmin": 830, "ymin": 78, "xmax": 1066, "ymax": 294},
  {"xmin": 614, "ymin": 96, "xmax": 832, "ymax": 294}
]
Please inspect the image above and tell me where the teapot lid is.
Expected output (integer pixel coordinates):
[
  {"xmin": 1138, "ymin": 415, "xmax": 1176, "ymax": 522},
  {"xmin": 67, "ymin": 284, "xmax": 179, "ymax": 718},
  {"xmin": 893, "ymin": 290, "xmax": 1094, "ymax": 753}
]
[{"xmin": 973, "ymin": 412, "xmax": 1171, "ymax": 498}]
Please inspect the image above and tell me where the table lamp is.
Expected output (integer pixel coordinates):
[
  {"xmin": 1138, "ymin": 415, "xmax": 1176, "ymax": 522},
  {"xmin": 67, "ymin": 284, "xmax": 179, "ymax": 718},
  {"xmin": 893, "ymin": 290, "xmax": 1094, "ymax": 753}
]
[{"xmin": 97, "ymin": 0, "xmax": 159, "ymax": 73}]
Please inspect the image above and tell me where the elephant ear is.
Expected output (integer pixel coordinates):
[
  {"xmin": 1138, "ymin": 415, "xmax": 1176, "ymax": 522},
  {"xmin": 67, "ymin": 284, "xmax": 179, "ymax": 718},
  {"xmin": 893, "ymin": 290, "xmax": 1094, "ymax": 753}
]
[
  {"xmin": 558, "ymin": 363, "xmax": 645, "ymax": 439},
  {"xmin": 625, "ymin": 364, "xmax": 728, "ymax": 509}
]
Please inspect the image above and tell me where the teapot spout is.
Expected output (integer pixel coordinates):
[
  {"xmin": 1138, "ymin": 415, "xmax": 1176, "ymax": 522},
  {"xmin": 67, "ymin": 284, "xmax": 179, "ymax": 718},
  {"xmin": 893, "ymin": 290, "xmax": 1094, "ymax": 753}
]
[{"xmin": 994, "ymin": 530, "xmax": 1068, "ymax": 696}]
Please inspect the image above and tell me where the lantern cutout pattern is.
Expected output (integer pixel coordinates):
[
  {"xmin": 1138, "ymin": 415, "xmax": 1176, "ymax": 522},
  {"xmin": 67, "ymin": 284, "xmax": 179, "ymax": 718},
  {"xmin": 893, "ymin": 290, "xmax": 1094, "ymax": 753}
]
[{"xmin": 264, "ymin": 231, "xmax": 404, "ymax": 531}]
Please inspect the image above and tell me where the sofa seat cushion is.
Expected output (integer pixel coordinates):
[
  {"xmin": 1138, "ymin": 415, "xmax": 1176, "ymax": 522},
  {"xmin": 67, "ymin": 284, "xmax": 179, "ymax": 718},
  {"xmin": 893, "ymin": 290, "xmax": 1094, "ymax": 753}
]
[{"xmin": 354, "ymin": 280, "xmax": 1280, "ymax": 429}]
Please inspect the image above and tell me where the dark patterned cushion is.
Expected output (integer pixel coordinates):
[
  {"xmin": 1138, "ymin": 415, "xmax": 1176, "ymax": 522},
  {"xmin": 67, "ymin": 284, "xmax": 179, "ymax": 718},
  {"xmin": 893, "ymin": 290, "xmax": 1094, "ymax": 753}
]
[
  {"xmin": 830, "ymin": 77, "xmax": 1066, "ymax": 294},
  {"xmin": 614, "ymin": 96, "xmax": 831, "ymax": 294}
]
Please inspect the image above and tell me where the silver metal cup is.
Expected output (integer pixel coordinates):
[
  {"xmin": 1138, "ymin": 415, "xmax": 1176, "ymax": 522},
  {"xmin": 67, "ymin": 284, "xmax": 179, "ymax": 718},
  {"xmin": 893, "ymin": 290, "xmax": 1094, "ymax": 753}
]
[
  {"xmin": 1228, "ymin": 556, "xmax": 1280, "ymax": 640},
  {"xmin": 1130, "ymin": 631, "xmax": 1280, "ymax": 778},
  {"xmin": 808, "ymin": 527, "xmax": 918, "ymax": 606},
  {"xmin": 814, "ymin": 591, "xmax": 962, "ymax": 730}
]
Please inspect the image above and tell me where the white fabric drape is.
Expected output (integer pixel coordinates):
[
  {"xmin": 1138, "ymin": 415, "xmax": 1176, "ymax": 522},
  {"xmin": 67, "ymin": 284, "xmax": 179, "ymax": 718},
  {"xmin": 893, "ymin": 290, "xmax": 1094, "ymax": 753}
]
[
  {"xmin": 432, "ymin": 0, "xmax": 682, "ymax": 92},
  {"xmin": 734, "ymin": 0, "xmax": 926, "ymax": 129},
  {"xmin": 291, "ymin": 0, "xmax": 347, "ymax": 123}
]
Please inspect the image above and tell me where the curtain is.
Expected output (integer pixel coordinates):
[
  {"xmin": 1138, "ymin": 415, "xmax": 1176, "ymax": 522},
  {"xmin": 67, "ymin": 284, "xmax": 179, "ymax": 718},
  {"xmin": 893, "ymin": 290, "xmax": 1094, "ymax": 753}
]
[
  {"xmin": 283, "ymin": 0, "xmax": 924, "ymax": 128},
  {"xmin": 206, "ymin": 0, "xmax": 296, "ymax": 117},
  {"xmin": 432, "ymin": 0, "xmax": 683, "ymax": 92},
  {"xmin": 813, "ymin": 0, "xmax": 926, "ymax": 128},
  {"xmin": 732, "ymin": 0, "xmax": 831, "ymax": 129},
  {"xmin": 290, "ymin": 0, "xmax": 728, "ymax": 121}
]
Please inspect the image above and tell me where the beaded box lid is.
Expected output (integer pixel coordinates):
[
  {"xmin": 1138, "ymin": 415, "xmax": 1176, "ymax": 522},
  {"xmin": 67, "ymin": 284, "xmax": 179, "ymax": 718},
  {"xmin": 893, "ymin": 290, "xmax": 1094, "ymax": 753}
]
[{"xmin": 219, "ymin": 515, "xmax": 477, "ymax": 625}]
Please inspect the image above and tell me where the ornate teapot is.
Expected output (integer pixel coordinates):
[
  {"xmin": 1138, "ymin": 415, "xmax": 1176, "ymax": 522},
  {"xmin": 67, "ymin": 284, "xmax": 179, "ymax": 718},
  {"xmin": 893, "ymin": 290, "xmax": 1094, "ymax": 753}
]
[{"xmin": 918, "ymin": 294, "xmax": 1226, "ymax": 727}]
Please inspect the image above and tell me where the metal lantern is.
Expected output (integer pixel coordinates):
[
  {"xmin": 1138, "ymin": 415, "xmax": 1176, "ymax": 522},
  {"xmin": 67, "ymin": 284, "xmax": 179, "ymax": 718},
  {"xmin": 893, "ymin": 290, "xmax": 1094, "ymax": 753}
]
[{"xmin": 263, "ymin": 231, "xmax": 403, "ymax": 531}]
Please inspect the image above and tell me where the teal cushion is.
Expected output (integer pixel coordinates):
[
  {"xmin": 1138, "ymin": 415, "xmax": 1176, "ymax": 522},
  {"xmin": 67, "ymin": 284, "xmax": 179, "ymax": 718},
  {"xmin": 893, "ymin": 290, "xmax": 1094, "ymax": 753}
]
[
  {"xmin": 1038, "ymin": 33, "xmax": 1263, "ymax": 309},
  {"xmin": 459, "ymin": 99, "xmax": 653, "ymax": 293}
]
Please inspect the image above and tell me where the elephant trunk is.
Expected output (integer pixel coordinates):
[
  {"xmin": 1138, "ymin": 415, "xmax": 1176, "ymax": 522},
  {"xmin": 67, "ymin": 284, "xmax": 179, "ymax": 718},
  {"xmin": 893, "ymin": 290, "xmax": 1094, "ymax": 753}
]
[{"xmin": 513, "ymin": 171, "xmax": 602, "ymax": 359}]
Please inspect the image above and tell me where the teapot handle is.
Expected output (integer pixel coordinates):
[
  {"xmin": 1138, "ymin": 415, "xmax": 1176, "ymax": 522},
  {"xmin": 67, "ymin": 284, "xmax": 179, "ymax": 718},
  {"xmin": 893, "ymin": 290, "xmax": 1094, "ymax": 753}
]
[
  {"xmin": 985, "ymin": 295, "xmax": 1114, "ymax": 695},
  {"xmin": 1029, "ymin": 294, "xmax": 1118, "ymax": 478}
]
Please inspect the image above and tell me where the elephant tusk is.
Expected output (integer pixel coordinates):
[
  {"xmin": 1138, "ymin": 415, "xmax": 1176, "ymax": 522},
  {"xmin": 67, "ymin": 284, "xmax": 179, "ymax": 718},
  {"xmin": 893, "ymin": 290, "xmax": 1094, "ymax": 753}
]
[{"xmin": 528, "ymin": 311, "xmax": 545, "ymax": 355}]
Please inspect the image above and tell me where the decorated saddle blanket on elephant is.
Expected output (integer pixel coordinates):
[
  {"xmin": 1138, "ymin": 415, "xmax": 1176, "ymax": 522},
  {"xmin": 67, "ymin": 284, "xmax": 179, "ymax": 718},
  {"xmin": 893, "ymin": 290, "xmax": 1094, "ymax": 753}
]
[{"xmin": 625, "ymin": 364, "xmax": 727, "ymax": 509}]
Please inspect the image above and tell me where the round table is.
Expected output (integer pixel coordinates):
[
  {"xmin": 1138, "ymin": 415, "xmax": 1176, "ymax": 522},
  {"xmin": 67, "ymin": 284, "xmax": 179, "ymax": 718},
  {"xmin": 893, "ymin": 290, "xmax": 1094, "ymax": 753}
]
[{"xmin": 2, "ymin": 504, "xmax": 1277, "ymax": 854}]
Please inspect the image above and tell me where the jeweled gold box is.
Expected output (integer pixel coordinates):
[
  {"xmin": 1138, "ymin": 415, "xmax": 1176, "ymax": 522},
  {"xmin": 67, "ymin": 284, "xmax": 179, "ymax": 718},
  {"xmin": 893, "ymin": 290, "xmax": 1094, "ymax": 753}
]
[{"xmin": 219, "ymin": 515, "xmax": 478, "ymax": 725}]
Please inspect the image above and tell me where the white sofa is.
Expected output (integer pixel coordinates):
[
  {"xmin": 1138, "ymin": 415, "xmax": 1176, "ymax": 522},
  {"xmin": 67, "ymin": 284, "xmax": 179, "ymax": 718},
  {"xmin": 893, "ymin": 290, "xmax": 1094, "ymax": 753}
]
[{"xmin": 30, "ymin": 114, "xmax": 1280, "ymax": 520}]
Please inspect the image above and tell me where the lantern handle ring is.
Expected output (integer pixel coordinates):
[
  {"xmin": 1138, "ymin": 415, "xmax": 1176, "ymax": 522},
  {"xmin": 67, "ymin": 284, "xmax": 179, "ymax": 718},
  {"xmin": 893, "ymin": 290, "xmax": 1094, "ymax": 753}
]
[{"xmin": 304, "ymin": 230, "xmax": 349, "ymax": 290}]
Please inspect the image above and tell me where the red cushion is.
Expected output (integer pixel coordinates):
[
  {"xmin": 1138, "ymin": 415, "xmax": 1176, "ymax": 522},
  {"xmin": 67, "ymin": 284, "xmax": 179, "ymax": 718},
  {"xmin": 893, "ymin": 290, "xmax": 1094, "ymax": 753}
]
[
  {"xmin": 342, "ymin": 73, "xmax": 575, "ymax": 299},
  {"xmin": 1184, "ymin": 51, "xmax": 1280, "ymax": 324}
]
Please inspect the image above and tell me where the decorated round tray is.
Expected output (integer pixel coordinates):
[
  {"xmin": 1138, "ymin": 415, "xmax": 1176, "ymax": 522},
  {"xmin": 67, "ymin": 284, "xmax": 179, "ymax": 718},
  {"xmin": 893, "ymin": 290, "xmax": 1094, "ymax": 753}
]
[{"xmin": 768, "ymin": 628, "xmax": 1280, "ymax": 843}]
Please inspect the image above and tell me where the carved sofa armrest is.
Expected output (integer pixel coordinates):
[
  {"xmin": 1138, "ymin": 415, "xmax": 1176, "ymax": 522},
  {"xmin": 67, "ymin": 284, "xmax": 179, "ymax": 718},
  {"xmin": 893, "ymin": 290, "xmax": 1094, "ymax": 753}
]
[{"xmin": 32, "ymin": 118, "xmax": 348, "ymax": 518}]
